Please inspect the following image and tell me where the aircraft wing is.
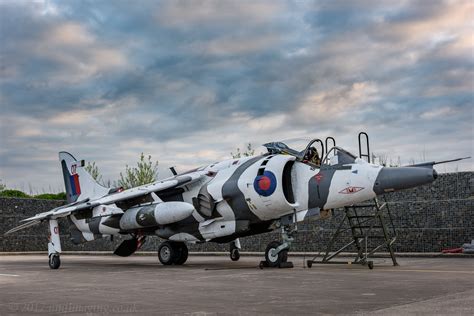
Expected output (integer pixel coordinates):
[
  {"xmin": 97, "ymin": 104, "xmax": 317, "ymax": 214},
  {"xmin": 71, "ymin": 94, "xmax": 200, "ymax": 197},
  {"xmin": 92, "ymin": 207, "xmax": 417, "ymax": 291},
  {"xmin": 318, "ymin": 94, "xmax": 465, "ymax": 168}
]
[
  {"xmin": 5, "ymin": 172, "xmax": 203, "ymax": 235},
  {"xmin": 4, "ymin": 220, "xmax": 42, "ymax": 235}
]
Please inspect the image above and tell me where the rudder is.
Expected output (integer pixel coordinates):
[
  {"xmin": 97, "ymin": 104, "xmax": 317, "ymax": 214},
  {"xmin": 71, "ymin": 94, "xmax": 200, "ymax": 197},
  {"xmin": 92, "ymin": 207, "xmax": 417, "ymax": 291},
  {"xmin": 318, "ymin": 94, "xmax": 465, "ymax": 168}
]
[{"xmin": 59, "ymin": 152, "xmax": 109, "ymax": 203}]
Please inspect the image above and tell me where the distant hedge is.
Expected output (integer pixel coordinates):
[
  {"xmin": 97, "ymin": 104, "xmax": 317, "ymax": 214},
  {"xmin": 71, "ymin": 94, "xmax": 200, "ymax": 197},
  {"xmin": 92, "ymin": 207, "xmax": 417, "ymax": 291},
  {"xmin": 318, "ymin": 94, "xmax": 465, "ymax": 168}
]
[
  {"xmin": 34, "ymin": 192, "xmax": 67, "ymax": 200},
  {"xmin": 0, "ymin": 190, "xmax": 66, "ymax": 200},
  {"xmin": 0, "ymin": 190, "xmax": 30, "ymax": 198}
]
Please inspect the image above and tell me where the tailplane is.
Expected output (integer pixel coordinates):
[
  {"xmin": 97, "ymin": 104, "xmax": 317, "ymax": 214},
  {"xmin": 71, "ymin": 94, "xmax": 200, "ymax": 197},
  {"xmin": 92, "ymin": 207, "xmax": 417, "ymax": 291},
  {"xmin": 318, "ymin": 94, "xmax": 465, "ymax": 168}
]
[{"xmin": 59, "ymin": 152, "xmax": 109, "ymax": 203}]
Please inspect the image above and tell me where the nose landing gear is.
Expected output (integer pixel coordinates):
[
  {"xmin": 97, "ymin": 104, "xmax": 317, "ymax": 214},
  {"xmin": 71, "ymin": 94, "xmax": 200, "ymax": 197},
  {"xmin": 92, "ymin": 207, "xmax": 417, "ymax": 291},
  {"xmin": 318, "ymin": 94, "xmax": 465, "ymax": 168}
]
[
  {"xmin": 260, "ymin": 224, "xmax": 295, "ymax": 269},
  {"xmin": 263, "ymin": 241, "xmax": 288, "ymax": 267}
]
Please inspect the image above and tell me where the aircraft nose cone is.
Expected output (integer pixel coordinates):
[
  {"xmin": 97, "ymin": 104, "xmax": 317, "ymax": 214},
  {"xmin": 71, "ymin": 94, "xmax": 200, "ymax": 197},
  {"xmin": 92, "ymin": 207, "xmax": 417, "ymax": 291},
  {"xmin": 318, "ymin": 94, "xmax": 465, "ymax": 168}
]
[{"xmin": 373, "ymin": 166, "xmax": 438, "ymax": 194}]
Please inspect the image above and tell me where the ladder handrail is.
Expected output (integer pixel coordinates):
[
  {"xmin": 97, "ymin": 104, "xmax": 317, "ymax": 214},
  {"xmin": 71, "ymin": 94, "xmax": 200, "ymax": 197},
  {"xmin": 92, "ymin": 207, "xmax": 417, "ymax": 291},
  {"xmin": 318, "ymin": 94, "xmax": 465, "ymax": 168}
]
[
  {"xmin": 358, "ymin": 132, "xmax": 370, "ymax": 163},
  {"xmin": 325, "ymin": 137, "xmax": 336, "ymax": 155}
]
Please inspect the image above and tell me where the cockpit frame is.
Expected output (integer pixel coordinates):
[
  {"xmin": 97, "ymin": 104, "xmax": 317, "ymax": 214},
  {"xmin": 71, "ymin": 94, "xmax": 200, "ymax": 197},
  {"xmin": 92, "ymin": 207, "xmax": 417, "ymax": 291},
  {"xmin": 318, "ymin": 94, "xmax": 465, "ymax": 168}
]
[{"xmin": 263, "ymin": 138, "xmax": 357, "ymax": 168}]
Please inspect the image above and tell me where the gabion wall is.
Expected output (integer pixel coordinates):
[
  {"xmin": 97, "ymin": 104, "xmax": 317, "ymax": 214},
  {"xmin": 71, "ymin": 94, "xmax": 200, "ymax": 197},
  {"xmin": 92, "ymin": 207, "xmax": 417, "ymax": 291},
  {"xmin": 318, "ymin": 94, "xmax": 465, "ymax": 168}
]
[{"xmin": 1, "ymin": 172, "xmax": 472, "ymax": 253}]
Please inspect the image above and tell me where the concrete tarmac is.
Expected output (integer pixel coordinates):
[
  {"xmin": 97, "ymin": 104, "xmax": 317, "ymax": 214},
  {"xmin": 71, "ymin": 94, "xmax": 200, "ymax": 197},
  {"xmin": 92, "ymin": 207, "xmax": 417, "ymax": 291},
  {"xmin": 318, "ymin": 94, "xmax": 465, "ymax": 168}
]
[{"xmin": 0, "ymin": 255, "xmax": 473, "ymax": 315}]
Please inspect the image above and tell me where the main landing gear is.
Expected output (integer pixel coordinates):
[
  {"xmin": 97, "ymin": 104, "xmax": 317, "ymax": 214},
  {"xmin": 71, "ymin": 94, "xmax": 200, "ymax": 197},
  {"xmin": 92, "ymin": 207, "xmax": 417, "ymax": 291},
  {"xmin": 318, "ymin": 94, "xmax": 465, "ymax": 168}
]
[
  {"xmin": 260, "ymin": 224, "xmax": 295, "ymax": 269},
  {"xmin": 158, "ymin": 241, "xmax": 188, "ymax": 265},
  {"xmin": 229, "ymin": 239, "xmax": 241, "ymax": 261}
]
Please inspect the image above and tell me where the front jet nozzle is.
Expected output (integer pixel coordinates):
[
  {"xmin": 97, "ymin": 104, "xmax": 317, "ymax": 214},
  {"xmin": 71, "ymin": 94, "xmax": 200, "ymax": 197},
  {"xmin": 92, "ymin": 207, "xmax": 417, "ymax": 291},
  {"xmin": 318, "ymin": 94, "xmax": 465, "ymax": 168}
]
[{"xmin": 373, "ymin": 167, "xmax": 438, "ymax": 194}]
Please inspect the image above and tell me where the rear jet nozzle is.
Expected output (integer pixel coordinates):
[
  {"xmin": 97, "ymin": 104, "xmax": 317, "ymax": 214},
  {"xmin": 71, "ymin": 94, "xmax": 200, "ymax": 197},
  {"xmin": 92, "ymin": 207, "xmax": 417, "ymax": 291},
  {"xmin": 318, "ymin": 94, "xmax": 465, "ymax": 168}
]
[{"xmin": 373, "ymin": 167, "xmax": 438, "ymax": 194}]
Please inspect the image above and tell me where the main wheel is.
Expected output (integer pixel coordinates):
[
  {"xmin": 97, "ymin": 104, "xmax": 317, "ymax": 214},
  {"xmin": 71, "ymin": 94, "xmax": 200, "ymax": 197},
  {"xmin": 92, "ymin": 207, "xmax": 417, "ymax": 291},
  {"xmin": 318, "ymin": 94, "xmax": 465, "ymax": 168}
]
[
  {"xmin": 173, "ymin": 243, "xmax": 188, "ymax": 265},
  {"xmin": 49, "ymin": 254, "xmax": 60, "ymax": 269},
  {"xmin": 158, "ymin": 241, "xmax": 175, "ymax": 265},
  {"xmin": 265, "ymin": 241, "xmax": 287, "ymax": 268},
  {"xmin": 230, "ymin": 248, "xmax": 240, "ymax": 261}
]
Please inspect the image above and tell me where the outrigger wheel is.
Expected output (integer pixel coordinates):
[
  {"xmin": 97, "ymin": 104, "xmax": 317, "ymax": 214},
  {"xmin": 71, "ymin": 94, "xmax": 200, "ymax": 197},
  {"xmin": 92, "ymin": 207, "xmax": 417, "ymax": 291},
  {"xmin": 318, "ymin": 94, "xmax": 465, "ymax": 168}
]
[
  {"xmin": 230, "ymin": 243, "xmax": 240, "ymax": 261},
  {"xmin": 158, "ymin": 241, "xmax": 188, "ymax": 265},
  {"xmin": 368, "ymin": 261, "xmax": 374, "ymax": 270},
  {"xmin": 48, "ymin": 254, "xmax": 61, "ymax": 269}
]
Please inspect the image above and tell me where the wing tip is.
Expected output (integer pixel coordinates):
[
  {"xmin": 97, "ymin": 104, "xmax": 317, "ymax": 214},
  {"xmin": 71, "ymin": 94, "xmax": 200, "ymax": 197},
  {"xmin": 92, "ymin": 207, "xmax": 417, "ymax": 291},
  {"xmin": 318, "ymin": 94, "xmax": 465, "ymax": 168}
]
[{"xmin": 3, "ymin": 220, "xmax": 41, "ymax": 236}]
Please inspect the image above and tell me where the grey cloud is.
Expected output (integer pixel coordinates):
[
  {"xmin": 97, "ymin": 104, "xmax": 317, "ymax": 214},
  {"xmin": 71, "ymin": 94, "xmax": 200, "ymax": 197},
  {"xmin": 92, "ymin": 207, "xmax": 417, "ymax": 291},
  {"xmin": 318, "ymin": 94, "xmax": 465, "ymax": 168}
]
[{"xmin": 0, "ymin": 0, "xmax": 472, "ymax": 190}]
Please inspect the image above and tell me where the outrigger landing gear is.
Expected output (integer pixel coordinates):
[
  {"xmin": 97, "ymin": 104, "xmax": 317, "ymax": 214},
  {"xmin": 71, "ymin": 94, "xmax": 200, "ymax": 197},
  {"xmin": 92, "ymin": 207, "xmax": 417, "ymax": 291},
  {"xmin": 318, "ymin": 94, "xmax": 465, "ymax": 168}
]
[
  {"xmin": 229, "ymin": 239, "xmax": 241, "ymax": 261},
  {"xmin": 260, "ymin": 224, "xmax": 295, "ymax": 269},
  {"xmin": 158, "ymin": 241, "xmax": 189, "ymax": 265},
  {"xmin": 47, "ymin": 219, "xmax": 62, "ymax": 269}
]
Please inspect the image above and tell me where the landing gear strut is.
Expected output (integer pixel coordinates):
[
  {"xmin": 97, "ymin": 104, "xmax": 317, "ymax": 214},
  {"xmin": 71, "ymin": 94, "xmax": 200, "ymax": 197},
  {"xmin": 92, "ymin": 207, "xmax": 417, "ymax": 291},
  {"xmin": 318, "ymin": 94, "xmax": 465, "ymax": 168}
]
[
  {"xmin": 229, "ymin": 239, "xmax": 241, "ymax": 261},
  {"xmin": 47, "ymin": 219, "xmax": 61, "ymax": 269},
  {"xmin": 260, "ymin": 224, "xmax": 295, "ymax": 269},
  {"xmin": 158, "ymin": 241, "xmax": 188, "ymax": 265}
]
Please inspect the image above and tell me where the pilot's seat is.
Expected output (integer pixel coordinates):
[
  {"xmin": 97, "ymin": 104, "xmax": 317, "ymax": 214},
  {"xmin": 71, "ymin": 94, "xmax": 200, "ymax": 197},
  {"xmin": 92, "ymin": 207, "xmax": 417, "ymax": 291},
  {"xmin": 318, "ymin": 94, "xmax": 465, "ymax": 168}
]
[{"xmin": 304, "ymin": 146, "xmax": 321, "ymax": 166}]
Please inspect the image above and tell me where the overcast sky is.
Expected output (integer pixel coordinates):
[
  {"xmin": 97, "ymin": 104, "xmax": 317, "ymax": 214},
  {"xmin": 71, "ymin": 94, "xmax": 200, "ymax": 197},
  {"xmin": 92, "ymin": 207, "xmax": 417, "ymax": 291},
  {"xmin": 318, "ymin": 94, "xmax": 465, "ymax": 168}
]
[{"xmin": 0, "ymin": 0, "xmax": 472, "ymax": 193}]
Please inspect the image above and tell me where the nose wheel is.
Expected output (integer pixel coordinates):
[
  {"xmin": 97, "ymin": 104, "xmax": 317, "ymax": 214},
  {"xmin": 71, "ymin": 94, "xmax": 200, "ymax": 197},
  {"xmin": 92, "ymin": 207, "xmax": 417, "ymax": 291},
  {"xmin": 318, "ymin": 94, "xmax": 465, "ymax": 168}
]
[{"xmin": 262, "ymin": 241, "xmax": 288, "ymax": 268}]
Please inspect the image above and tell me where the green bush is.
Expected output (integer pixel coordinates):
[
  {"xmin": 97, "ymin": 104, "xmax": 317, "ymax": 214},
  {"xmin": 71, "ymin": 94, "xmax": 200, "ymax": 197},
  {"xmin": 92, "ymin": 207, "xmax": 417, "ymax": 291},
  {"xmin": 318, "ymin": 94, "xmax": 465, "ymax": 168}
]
[
  {"xmin": 0, "ymin": 190, "xmax": 31, "ymax": 198},
  {"xmin": 0, "ymin": 190, "xmax": 67, "ymax": 200},
  {"xmin": 34, "ymin": 192, "xmax": 67, "ymax": 200},
  {"xmin": 118, "ymin": 153, "xmax": 159, "ymax": 189},
  {"xmin": 55, "ymin": 192, "xmax": 67, "ymax": 200}
]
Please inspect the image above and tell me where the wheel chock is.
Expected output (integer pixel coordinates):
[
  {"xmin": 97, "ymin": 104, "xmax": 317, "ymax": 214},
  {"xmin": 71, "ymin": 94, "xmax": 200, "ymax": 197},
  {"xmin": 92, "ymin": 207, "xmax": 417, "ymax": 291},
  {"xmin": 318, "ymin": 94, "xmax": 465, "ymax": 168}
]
[{"xmin": 258, "ymin": 261, "xmax": 294, "ymax": 269}]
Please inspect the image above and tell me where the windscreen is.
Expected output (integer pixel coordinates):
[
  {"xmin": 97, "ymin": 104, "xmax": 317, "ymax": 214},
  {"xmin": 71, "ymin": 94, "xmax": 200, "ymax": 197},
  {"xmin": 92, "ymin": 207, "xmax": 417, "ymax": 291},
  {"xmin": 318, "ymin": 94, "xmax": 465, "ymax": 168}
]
[{"xmin": 323, "ymin": 147, "xmax": 357, "ymax": 166}]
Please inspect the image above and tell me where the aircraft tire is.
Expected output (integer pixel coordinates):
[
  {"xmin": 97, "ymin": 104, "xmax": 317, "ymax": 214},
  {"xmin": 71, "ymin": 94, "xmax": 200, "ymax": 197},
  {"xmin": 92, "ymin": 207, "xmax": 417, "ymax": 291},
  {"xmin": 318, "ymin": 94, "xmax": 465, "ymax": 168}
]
[
  {"xmin": 49, "ymin": 254, "xmax": 60, "ymax": 269},
  {"xmin": 158, "ymin": 241, "xmax": 175, "ymax": 265},
  {"xmin": 265, "ymin": 241, "xmax": 286, "ymax": 268},
  {"xmin": 280, "ymin": 249, "xmax": 288, "ymax": 263},
  {"xmin": 173, "ymin": 243, "xmax": 188, "ymax": 265},
  {"xmin": 368, "ymin": 261, "xmax": 374, "ymax": 270},
  {"xmin": 230, "ymin": 248, "xmax": 240, "ymax": 261}
]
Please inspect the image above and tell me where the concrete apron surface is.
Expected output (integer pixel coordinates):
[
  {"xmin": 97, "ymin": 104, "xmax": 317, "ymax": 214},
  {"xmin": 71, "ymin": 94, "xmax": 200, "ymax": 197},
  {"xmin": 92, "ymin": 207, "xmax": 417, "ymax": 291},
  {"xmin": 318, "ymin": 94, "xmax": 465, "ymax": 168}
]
[{"xmin": 0, "ymin": 255, "xmax": 473, "ymax": 315}]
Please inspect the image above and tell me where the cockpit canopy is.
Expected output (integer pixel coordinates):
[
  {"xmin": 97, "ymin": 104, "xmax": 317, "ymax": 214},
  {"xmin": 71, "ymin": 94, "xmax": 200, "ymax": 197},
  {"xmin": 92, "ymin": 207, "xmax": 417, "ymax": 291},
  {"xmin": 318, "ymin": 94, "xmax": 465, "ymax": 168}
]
[
  {"xmin": 263, "ymin": 141, "xmax": 305, "ymax": 158},
  {"xmin": 263, "ymin": 138, "xmax": 358, "ymax": 167}
]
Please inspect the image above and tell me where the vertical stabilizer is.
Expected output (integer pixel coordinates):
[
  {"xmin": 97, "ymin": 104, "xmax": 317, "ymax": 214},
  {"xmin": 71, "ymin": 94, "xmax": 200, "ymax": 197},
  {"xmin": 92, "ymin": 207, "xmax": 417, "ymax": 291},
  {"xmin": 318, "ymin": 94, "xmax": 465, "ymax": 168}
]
[{"xmin": 59, "ymin": 152, "xmax": 109, "ymax": 203}]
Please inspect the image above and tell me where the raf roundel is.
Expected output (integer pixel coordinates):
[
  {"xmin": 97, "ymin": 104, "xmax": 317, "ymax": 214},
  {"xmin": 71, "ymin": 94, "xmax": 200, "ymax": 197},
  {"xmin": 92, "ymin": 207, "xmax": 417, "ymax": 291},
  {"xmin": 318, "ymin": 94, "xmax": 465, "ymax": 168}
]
[{"xmin": 253, "ymin": 171, "xmax": 277, "ymax": 197}]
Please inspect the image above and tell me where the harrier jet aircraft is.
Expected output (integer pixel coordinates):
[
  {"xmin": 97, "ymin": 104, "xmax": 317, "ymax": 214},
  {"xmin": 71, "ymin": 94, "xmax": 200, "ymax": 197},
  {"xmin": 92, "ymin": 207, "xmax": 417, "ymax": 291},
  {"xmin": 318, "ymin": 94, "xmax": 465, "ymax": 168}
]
[{"xmin": 5, "ymin": 137, "xmax": 467, "ymax": 269}]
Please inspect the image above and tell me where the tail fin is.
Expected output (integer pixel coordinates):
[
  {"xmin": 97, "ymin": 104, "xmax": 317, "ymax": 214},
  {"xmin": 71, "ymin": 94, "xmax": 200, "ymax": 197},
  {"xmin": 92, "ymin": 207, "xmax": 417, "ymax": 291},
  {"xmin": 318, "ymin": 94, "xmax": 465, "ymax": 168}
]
[{"xmin": 59, "ymin": 152, "xmax": 109, "ymax": 203}]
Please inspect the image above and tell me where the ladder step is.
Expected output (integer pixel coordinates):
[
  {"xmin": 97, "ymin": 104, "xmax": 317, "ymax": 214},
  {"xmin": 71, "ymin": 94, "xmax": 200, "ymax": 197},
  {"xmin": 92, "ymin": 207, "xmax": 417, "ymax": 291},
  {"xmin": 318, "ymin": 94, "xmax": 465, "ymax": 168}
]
[
  {"xmin": 353, "ymin": 235, "xmax": 388, "ymax": 239},
  {"xmin": 349, "ymin": 204, "xmax": 377, "ymax": 208}
]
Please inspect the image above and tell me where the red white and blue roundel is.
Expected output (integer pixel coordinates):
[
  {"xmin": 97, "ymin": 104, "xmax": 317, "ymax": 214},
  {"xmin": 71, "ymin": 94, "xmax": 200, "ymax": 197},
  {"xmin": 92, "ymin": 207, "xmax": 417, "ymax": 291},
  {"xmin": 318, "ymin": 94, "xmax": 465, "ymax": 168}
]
[{"xmin": 253, "ymin": 171, "xmax": 277, "ymax": 197}]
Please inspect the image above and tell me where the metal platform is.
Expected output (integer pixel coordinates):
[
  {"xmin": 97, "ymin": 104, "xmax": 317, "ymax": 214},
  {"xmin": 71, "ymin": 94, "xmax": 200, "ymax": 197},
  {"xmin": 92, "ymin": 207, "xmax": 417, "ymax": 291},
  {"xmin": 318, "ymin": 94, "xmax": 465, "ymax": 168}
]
[
  {"xmin": 307, "ymin": 132, "xmax": 398, "ymax": 269},
  {"xmin": 306, "ymin": 197, "xmax": 398, "ymax": 269}
]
